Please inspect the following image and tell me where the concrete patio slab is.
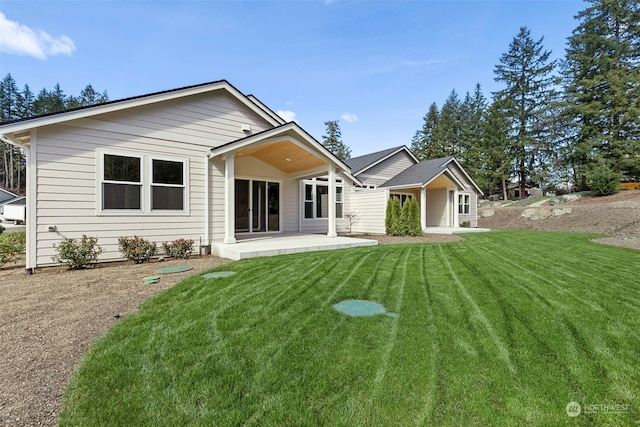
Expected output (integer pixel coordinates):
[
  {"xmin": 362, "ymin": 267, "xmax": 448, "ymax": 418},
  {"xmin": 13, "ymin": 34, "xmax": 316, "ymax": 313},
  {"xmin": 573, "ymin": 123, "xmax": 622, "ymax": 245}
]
[
  {"xmin": 211, "ymin": 234, "xmax": 378, "ymax": 260},
  {"xmin": 424, "ymin": 227, "xmax": 491, "ymax": 234}
]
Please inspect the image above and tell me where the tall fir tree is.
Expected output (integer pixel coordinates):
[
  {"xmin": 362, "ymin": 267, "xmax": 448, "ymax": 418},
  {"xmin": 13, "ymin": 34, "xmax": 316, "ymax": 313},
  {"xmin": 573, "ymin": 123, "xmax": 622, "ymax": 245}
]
[
  {"xmin": 458, "ymin": 83, "xmax": 487, "ymax": 178},
  {"xmin": 562, "ymin": 0, "xmax": 640, "ymax": 183},
  {"xmin": 321, "ymin": 120, "xmax": 351, "ymax": 161},
  {"xmin": 410, "ymin": 102, "xmax": 440, "ymax": 160},
  {"xmin": 480, "ymin": 95, "xmax": 514, "ymax": 199},
  {"xmin": 494, "ymin": 26, "xmax": 557, "ymax": 197},
  {"xmin": 431, "ymin": 89, "xmax": 462, "ymax": 158}
]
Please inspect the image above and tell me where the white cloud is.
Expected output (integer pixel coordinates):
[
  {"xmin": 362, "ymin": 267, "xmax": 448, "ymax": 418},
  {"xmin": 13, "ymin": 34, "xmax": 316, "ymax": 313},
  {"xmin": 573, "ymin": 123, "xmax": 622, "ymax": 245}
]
[
  {"xmin": 0, "ymin": 12, "xmax": 76, "ymax": 60},
  {"xmin": 277, "ymin": 110, "xmax": 297, "ymax": 122},
  {"xmin": 341, "ymin": 112, "xmax": 358, "ymax": 123}
]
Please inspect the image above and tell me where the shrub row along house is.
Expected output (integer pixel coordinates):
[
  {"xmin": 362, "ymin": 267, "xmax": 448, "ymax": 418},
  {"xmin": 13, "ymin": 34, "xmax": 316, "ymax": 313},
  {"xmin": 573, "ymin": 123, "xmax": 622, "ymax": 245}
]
[{"xmin": 0, "ymin": 80, "xmax": 483, "ymax": 271}]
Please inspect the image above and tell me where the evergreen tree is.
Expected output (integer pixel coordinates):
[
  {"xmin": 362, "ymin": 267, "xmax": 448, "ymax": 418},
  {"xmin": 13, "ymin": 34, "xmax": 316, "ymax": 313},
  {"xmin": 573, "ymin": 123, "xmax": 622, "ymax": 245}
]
[
  {"xmin": 458, "ymin": 83, "xmax": 487, "ymax": 178},
  {"xmin": 17, "ymin": 85, "xmax": 36, "ymax": 118},
  {"xmin": 432, "ymin": 89, "xmax": 462, "ymax": 158},
  {"xmin": 411, "ymin": 102, "xmax": 439, "ymax": 160},
  {"xmin": 321, "ymin": 120, "xmax": 351, "ymax": 161},
  {"xmin": 562, "ymin": 0, "xmax": 640, "ymax": 183},
  {"xmin": 494, "ymin": 26, "xmax": 557, "ymax": 198},
  {"xmin": 0, "ymin": 74, "xmax": 20, "ymax": 122},
  {"xmin": 480, "ymin": 95, "xmax": 514, "ymax": 199}
]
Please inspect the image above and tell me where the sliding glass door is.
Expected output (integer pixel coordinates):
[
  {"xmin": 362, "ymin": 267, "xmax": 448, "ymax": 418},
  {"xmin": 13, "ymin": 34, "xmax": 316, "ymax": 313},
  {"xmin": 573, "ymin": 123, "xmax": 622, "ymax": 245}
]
[{"xmin": 235, "ymin": 179, "xmax": 279, "ymax": 233}]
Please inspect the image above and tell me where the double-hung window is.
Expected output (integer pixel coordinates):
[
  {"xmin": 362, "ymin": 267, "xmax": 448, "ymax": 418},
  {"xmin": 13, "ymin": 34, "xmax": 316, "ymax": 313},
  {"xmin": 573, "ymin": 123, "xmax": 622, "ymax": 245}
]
[
  {"xmin": 99, "ymin": 150, "xmax": 187, "ymax": 213},
  {"xmin": 151, "ymin": 159, "xmax": 185, "ymax": 210},
  {"xmin": 458, "ymin": 194, "xmax": 470, "ymax": 214},
  {"xmin": 303, "ymin": 177, "xmax": 343, "ymax": 219},
  {"xmin": 102, "ymin": 154, "xmax": 143, "ymax": 210}
]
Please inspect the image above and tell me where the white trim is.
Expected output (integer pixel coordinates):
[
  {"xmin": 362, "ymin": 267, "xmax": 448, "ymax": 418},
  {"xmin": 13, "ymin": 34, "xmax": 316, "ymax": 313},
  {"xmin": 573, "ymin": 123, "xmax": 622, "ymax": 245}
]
[
  {"xmin": 204, "ymin": 154, "xmax": 210, "ymax": 246},
  {"xmin": 0, "ymin": 81, "xmax": 281, "ymax": 136},
  {"xmin": 300, "ymin": 177, "xmax": 344, "ymax": 221},
  {"xmin": 96, "ymin": 148, "xmax": 189, "ymax": 215},
  {"xmin": 420, "ymin": 186, "xmax": 427, "ymax": 231},
  {"xmin": 327, "ymin": 165, "xmax": 337, "ymax": 237},
  {"xmin": 27, "ymin": 130, "xmax": 37, "ymax": 271},
  {"xmin": 233, "ymin": 175, "xmax": 283, "ymax": 234},
  {"xmin": 224, "ymin": 154, "xmax": 236, "ymax": 244},
  {"xmin": 444, "ymin": 157, "xmax": 484, "ymax": 195}
]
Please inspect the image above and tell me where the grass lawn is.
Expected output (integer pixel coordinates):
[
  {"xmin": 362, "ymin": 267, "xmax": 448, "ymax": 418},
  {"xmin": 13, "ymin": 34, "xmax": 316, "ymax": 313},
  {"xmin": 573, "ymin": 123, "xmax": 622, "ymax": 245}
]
[{"xmin": 59, "ymin": 231, "xmax": 639, "ymax": 426}]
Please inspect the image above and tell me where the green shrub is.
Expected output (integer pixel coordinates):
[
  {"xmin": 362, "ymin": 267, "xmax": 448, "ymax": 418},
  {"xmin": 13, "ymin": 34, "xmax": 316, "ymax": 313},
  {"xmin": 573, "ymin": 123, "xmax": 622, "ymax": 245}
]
[
  {"xmin": 52, "ymin": 235, "xmax": 103, "ymax": 269},
  {"xmin": 0, "ymin": 231, "xmax": 26, "ymax": 267},
  {"xmin": 118, "ymin": 236, "xmax": 157, "ymax": 263},
  {"xmin": 587, "ymin": 163, "xmax": 621, "ymax": 196},
  {"xmin": 162, "ymin": 238, "xmax": 194, "ymax": 259},
  {"xmin": 0, "ymin": 224, "xmax": 4, "ymax": 234},
  {"xmin": 406, "ymin": 198, "xmax": 422, "ymax": 236},
  {"xmin": 385, "ymin": 197, "xmax": 402, "ymax": 236}
]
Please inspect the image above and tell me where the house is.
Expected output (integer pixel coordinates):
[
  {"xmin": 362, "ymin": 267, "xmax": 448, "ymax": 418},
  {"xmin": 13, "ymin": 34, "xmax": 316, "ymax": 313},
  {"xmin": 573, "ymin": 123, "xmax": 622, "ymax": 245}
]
[
  {"xmin": 507, "ymin": 182, "xmax": 531, "ymax": 200},
  {"xmin": 344, "ymin": 146, "xmax": 483, "ymax": 234},
  {"xmin": 0, "ymin": 188, "xmax": 20, "ymax": 218},
  {"xmin": 0, "ymin": 80, "xmax": 482, "ymax": 271}
]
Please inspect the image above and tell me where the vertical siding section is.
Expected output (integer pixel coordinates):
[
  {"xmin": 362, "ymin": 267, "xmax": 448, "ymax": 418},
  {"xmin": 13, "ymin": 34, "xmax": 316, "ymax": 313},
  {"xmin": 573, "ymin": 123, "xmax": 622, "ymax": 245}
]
[
  {"xmin": 357, "ymin": 151, "xmax": 415, "ymax": 187},
  {"xmin": 35, "ymin": 91, "xmax": 273, "ymax": 266}
]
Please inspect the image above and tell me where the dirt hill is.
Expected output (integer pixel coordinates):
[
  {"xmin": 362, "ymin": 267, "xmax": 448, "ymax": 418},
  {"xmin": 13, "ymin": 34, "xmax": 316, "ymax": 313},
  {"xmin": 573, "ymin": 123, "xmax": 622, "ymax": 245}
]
[{"xmin": 478, "ymin": 190, "xmax": 640, "ymax": 250}]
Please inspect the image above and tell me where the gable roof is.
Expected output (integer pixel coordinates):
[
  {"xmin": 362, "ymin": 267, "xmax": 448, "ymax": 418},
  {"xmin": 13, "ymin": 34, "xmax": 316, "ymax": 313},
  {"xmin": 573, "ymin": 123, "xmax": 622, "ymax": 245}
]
[
  {"xmin": 0, "ymin": 80, "xmax": 282, "ymax": 144},
  {"xmin": 209, "ymin": 122, "xmax": 361, "ymax": 185},
  {"xmin": 344, "ymin": 145, "xmax": 418, "ymax": 175},
  {"xmin": 380, "ymin": 156, "xmax": 483, "ymax": 195}
]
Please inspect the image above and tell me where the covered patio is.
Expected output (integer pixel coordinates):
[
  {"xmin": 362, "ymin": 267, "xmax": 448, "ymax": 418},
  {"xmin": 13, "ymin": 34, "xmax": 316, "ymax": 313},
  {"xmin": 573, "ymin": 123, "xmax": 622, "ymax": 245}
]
[{"xmin": 211, "ymin": 233, "xmax": 378, "ymax": 260}]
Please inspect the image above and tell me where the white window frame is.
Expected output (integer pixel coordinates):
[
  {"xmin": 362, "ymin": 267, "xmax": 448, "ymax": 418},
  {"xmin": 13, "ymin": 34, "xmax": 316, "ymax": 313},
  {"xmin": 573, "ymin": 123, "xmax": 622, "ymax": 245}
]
[
  {"xmin": 97, "ymin": 149, "xmax": 189, "ymax": 216},
  {"xmin": 390, "ymin": 192, "xmax": 414, "ymax": 207},
  {"xmin": 301, "ymin": 177, "xmax": 344, "ymax": 220},
  {"xmin": 458, "ymin": 193, "xmax": 470, "ymax": 215}
]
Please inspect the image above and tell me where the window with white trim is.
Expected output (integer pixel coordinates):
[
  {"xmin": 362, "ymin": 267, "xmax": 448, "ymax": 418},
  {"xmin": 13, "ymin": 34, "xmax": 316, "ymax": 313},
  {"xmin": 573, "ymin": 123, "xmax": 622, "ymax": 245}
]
[
  {"xmin": 102, "ymin": 153, "xmax": 142, "ymax": 210},
  {"xmin": 99, "ymin": 150, "xmax": 187, "ymax": 213},
  {"xmin": 302, "ymin": 177, "xmax": 343, "ymax": 219},
  {"xmin": 391, "ymin": 193, "xmax": 413, "ymax": 207},
  {"xmin": 151, "ymin": 159, "xmax": 185, "ymax": 210},
  {"xmin": 458, "ymin": 194, "xmax": 470, "ymax": 214}
]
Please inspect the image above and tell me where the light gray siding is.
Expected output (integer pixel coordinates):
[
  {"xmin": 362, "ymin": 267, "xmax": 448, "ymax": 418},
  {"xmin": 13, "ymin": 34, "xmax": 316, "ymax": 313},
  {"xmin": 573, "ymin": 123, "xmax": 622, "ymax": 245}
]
[
  {"xmin": 349, "ymin": 189, "xmax": 388, "ymax": 234},
  {"xmin": 34, "ymin": 91, "xmax": 273, "ymax": 266},
  {"xmin": 357, "ymin": 151, "xmax": 415, "ymax": 187},
  {"xmin": 426, "ymin": 188, "xmax": 448, "ymax": 227},
  {"xmin": 447, "ymin": 162, "xmax": 479, "ymax": 227}
]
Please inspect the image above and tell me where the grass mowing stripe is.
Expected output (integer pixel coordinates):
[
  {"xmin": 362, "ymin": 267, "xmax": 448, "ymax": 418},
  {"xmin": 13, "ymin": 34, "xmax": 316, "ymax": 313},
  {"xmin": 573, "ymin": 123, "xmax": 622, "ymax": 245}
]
[
  {"xmin": 414, "ymin": 245, "xmax": 438, "ymax": 427},
  {"xmin": 436, "ymin": 244, "xmax": 515, "ymax": 374},
  {"xmin": 372, "ymin": 246, "xmax": 411, "ymax": 392}
]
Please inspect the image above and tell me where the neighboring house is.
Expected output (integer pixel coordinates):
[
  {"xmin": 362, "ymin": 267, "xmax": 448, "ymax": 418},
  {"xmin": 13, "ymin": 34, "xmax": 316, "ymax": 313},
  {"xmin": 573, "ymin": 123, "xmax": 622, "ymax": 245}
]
[
  {"xmin": 345, "ymin": 147, "xmax": 483, "ymax": 234},
  {"xmin": 0, "ymin": 80, "xmax": 482, "ymax": 271},
  {"xmin": 507, "ymin": 183, "xmax": 531, "ymax": 200},
  {"xmin": 0, "ymin": 188, "xmax": 20, "ymax": 218}
]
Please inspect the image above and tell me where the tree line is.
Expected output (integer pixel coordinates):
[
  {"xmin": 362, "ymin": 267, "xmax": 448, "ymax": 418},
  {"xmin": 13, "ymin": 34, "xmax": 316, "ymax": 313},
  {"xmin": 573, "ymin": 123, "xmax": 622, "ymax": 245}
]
[
  {"xmin": 411, "ymin": 0, "xmax": 640, "ymax": 198},
  {"xmin": 0, "ymin": 74, "xmax": 109, "ymax": 194}
]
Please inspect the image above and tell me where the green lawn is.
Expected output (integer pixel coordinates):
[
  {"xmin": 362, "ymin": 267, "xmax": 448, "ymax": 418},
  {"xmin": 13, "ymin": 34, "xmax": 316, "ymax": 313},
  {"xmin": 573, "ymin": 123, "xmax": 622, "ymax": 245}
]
[{"xmin": 59, "ymin": 231, "xmax": 639, "ymax": 426}]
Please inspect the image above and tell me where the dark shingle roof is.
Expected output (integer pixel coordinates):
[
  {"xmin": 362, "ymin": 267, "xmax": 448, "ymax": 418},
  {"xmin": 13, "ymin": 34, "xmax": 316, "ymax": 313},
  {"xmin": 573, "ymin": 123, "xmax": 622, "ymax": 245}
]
[
  {"xmin": 344, "ymin": 146, "xmax": 405, "ymax": 174},
  {"xmin": 380, "ymin": 156, "xmax": 454, "ymax": 188}
]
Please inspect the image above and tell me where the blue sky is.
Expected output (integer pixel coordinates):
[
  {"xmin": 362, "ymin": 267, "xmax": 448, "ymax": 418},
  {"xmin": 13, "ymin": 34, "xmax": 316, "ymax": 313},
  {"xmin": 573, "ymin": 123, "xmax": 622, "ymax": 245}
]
[{"xmin": 1, "ymin": 0, "xmax": 584, "ymax": 156}]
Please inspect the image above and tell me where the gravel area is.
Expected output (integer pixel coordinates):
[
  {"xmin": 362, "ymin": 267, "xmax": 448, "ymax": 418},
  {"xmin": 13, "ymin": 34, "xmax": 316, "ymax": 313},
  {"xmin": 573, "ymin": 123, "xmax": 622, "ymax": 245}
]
[{"xmin": 0, "ymin": 256, "xmax": 229, "ymax": 427}]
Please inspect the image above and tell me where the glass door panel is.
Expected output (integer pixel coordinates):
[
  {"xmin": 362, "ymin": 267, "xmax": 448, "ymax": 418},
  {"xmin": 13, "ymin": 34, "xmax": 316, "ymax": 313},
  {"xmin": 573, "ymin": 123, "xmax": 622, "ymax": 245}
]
[
  {"xmin": 252, "ymin": 180, "xmax": 267, "ymax": 232},
  {"xmin": 268, "ymin": 182, "xmax": 279, "ymax": 231},
  {"xmin": 235, "ymin": 179, "xmax": 249, "ymax": 232}
]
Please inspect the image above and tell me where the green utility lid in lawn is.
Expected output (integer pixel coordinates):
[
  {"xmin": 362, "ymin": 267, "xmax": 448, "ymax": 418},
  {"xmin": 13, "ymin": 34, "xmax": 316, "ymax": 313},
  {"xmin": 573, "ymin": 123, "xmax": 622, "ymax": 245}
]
[
  {"xmin": 201, "ymin": 271, "xmax": 235, "ymax": 279},
  {"xmin": 156, "ymin": 266, "xmax": 193, "ymax": 274},
  {"xmin": 333, "ymin": 299, "xmax": 398, "ymax": 318}
]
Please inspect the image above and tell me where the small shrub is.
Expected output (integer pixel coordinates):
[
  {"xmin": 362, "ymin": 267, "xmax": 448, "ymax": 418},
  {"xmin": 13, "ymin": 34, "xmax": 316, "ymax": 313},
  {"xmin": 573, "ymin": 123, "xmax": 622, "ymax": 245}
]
[
  {"xmin": 460, "ymin": 221, "xmax": 471, "ymax": 228},
  {"xmin": 0, "ymin": 231, "xmax": 26, "ymax": 267},
  {"xmin": 52, "ymin": 235, "xmax": 103, "ymax": 270},
  {"xmin": 118, "ymin": 236, "xmax": 157, "ymax": 263},
  {"xmin": 162, "ymin": 238, "xmax": 194, "ymax": 259},
  {"xmin": 587, "ymin": 163, "xmax": 621, "ymax": 196},
  {"xmin": 0, "ymin": 224, "xmax": 4, "ymax": 234}
]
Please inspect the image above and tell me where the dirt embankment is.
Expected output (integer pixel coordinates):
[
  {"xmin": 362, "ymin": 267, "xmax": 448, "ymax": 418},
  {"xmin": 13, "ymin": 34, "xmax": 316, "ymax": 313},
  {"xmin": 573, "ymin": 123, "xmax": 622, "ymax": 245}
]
[{"xmin": 478, "ymin": 190, "xmax": 640, "ymax": 250}]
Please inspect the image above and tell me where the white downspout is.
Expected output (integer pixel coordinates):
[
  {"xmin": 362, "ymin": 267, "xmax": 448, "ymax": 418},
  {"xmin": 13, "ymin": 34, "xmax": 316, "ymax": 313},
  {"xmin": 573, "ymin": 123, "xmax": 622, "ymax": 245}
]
[{"xmin": 204, "ymin": 153, "xmax": 210, "ymax": 248}]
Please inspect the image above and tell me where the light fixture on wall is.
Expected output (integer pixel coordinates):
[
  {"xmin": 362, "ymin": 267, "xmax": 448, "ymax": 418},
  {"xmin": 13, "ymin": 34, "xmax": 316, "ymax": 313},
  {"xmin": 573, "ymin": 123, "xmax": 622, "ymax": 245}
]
[{"xmin": 285, "ymin": 158, "xmax": 291, "ymax": 162}]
